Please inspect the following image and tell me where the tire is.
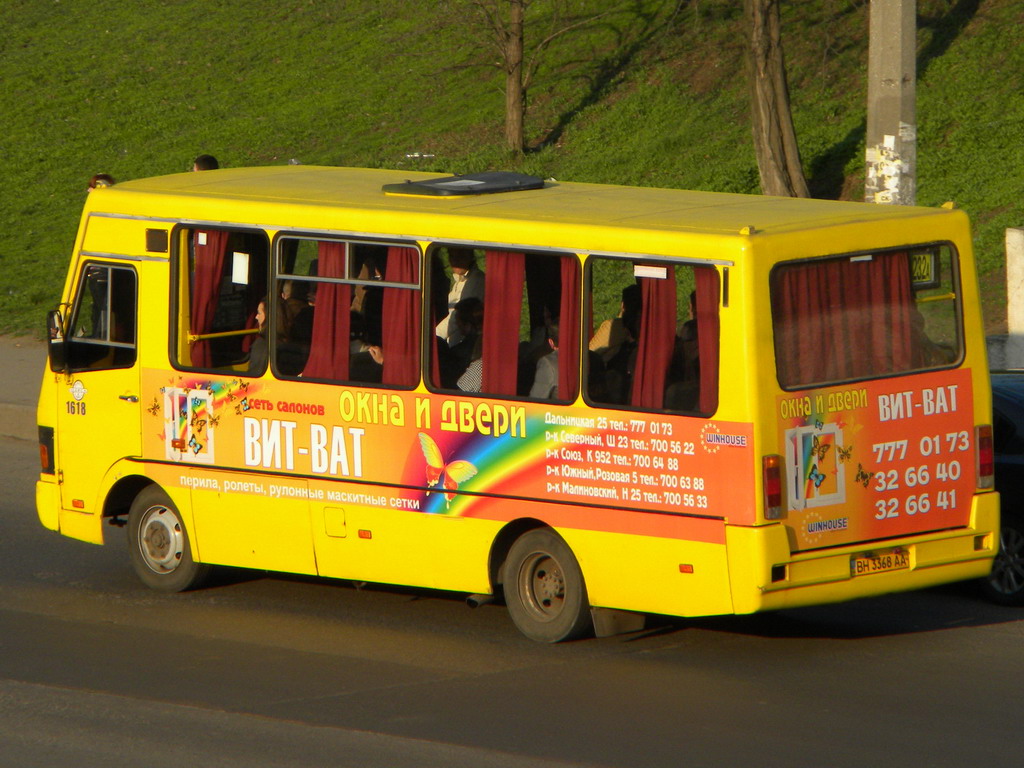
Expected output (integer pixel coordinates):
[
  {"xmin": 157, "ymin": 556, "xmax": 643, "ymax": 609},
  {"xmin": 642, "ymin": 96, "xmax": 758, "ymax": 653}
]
[
  {"xmin": 982, "ymin": 514, "xmax": 1024, "ymax": 606},
  {"xmin": 128, "ymin": 486, "xmax": 212, "ymax": 593},
  {"xmin": 503, "ymin": 528, "xmax": 592, "ymax": 642}
]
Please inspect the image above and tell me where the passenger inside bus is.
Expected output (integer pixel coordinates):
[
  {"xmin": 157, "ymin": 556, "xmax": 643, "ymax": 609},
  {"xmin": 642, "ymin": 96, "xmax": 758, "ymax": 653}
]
[
  {"xmin": 590, "ymin": 283, "xmax": 641, "ymax": 404},
  {"xmin": 247, "ymin": 298, "xmax": 269, "ymax": 374},
  {"xmin": 350, "ymin": 245, "xmax": 386, "ymax": 350},
  {"xmin": 529, "ymin": 320, "xmax": 559, "ymax": 399},
  {"xmin": 910, "ymin": 303, "xmax": 953, "ymax": 367},
  {"xmin": 665, "ymin": 291, "xmax": 700, "ymax": 411},
  {"xmin": 436, "ymin": 248, "xmax": 485, "ymax": 346},
  {"xmin": 349, "ymin": 310, "xmax": 383, "ymax": 383},
  {"xmin": 276, "ymin": 280, "xmax": 308, "ymax": 342},
  {"xmin": 443, "ymin": 297, "xmax": 484, "ymax": 390},
  {"xmin": 276, "ymin": 279, "xmax": 314, "ymax": 376}
]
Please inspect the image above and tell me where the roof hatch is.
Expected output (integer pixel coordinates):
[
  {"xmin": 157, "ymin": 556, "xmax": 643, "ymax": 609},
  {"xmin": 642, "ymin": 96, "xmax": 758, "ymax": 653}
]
[{"xmin": 382, "ymin": 171, "xmax": 545, "ymax": 197}]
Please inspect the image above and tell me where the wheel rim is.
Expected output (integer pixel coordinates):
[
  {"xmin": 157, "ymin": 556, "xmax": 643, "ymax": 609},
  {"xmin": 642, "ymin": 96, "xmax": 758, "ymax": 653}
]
[
  {"xmin": 137, "ymin": 505, "xmax": 185, "ymax": 575},
  {"xmin": 517, "ymin": 551, "xmax": 566, "ymax": 623},
  {"xmin": 989, "ymin": 524, "xmax": 1024, "ymax": 597}
]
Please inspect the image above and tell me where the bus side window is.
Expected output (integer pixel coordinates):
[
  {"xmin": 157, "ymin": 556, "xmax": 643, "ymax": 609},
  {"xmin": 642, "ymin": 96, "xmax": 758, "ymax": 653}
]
[
  {"xmin": 276, "ymin": 238, "xmax": 420, "ymax": 388},
  {"xmin": 428, "ymin": 247, "xmax": 579, "ymax": 401},
  {"xmin": 175, "ymin": 228, "xmax": 268, "ymax": 373},
  {"xmin": 587, "ymin": 258, "xmax": 719, "ymax": 415},
  {"xmin": 65, "ymin": 263, "xmax": 138, "ymax": 371}
]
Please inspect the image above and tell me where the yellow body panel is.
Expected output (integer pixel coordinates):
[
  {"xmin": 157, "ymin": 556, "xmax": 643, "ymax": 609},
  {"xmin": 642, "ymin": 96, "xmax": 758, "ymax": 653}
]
[
  {"xmin": 561, "ymin": 527, "xmax": 734, "ymax": 617},
  {"xmin": 312, "ymin": 505, "xmax": 497, "ymax": 593},
  {"xmin": 35, "ymin": 479, "xmax": 59, "ymax": 532}
]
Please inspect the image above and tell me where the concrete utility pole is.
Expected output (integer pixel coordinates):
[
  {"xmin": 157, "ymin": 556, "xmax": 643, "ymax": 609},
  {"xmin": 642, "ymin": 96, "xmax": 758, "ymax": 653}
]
[{"xmin": 865, "ymin": 0, "xmax": 916, "ymax": 205}]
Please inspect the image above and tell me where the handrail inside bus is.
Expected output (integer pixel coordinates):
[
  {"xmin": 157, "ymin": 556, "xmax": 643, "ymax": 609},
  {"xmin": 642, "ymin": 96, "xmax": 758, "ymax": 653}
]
[
  {"xmin": 188, "ymin": 328, "xmax": 259, "ymax": 343},
  {"xmin": 918, "ymin": 292, "xmax": 956, "ymax": 304}
]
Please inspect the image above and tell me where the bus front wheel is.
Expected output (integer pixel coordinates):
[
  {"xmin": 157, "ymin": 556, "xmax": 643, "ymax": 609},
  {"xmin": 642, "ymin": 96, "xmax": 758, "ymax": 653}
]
[
  {"xmin": 128, "ymin": 486, "xmax": 211, "ymax": 593},
  {"xmin": 503, "ymin": 529, "xmax": 592, "ymax": 642}
]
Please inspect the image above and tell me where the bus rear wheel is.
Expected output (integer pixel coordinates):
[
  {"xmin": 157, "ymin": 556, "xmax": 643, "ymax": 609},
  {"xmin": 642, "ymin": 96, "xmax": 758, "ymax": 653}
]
[
  {"xmin": 503, "ymin": 529, "xmax": 592, "ymax": 643},
  {"xmin": 128, "ymin": 486, "xmax": 211, "ymax": 593}
]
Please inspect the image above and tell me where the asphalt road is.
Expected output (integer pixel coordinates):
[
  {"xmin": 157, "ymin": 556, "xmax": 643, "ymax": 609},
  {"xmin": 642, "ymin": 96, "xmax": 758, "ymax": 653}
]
[{"xmin": 2, "ymin": 426, "xmax": 1024, "ymax": 768}]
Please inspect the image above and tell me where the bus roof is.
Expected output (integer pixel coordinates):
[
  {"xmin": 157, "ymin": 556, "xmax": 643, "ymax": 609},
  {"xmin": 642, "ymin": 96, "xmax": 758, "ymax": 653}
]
[{"xmin": 94, "ymin": 166, "xmax": 962, "ymax": 251}]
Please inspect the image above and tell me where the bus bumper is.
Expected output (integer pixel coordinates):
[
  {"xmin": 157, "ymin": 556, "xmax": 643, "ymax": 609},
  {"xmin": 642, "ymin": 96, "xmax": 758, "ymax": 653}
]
[
  {"xmin": 727, "ymin": 491, "xmax": 1000, "ymax": 614},
  {"xmin": 35, "ymin": 477, "xmax": 59, "ymax": 532},
  {"xmin": 36, "ymin": 476, "xmax": 106, "ymax": 545}
]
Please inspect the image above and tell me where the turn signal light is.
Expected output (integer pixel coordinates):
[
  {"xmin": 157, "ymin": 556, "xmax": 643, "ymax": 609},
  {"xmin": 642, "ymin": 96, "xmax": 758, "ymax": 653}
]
[
  {"xmin": 38, "ymin": 426, "xmax": 55, "ymax": 475},
  {"xmin": 763, "ymin": 454, "xmax": 784, "ymax": 519},
  {"xmin": 976, "ymin": 424, "xmax": 994, "ymax": 489}
]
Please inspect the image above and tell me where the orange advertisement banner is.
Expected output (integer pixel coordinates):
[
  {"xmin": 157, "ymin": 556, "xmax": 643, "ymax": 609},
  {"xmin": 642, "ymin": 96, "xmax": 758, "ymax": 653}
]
[
  {"xmin": 141, "ymin": 370, "xmax": 755, "ymax": 536},
  {"xmin": 777, "ymin": 369, "xmax": 976, "ymax": 550}
]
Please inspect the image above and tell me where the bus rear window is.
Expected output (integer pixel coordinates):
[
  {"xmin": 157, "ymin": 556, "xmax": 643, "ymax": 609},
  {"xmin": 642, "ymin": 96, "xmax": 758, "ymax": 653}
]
[{"xmin": 770, "ymin": 245, "xmax": 962, "ymax": 389}]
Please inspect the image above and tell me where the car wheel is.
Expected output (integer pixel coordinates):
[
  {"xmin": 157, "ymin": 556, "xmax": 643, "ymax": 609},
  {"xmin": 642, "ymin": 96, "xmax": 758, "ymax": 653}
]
[{"xmin": 983, "ymin": 514, "xmax": 1024, "ymax": 606}]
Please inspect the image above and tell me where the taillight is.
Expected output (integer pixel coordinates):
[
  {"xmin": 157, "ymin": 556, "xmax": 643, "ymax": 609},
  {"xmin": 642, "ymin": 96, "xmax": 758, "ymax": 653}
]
[
  {"xmin": 38, "ymin": 426, "xmax": 55, "ymax": 475},
  {"xmin": 976, "ymin": 424, "xmax": 994, "ymax": 489},
  {"xmin": 763, "ymin": 454, "xmax": 783, "ymax": 519}
]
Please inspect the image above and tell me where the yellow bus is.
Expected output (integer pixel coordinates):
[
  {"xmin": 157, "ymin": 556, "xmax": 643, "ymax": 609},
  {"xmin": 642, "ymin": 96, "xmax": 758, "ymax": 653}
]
[{"xmin": 36, "ymin": 166, "xmax": 999, "ymax": 641}]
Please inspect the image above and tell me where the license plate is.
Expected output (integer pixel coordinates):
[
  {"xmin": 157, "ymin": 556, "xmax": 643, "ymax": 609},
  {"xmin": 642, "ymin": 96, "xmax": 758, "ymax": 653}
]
[{"xmin": 851, "ymin": 548, "xmax": 909, "ymax": 576}]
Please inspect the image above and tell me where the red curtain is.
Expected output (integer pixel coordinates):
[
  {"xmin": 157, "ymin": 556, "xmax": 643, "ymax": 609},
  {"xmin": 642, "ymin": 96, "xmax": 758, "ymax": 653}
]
[
  {"xmin": 189, "ymin": 229, "xmax": 229, "ymax": 368},
  {"xmin": 695, "ymin": 268, "xmax": 720, "ymax": 414},
  {"xmin": 302, "ymin": 242, "xmax": 351, "ymax": 380},
  {"xmin": 773, "ymin": 251, "xmax": 914, "ymax": 387},
  {"xmin": 558, "ymin": 257, "xmax": 581, "ymax": 400},
  {"xmin": 482, "ymin": 250, "xmax": 524, "ymax": 395},
  {"xmin": 631, "ymin": 266, "xmax": 677, "ymax": 408},
  {"xmin": 380, "ymin": 246, "xmax": 420, "ymax": 386}
]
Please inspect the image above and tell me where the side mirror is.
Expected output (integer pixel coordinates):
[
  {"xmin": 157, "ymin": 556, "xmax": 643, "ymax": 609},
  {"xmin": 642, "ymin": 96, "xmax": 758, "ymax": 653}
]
[{"xmin": 46, "ymin": 310, "xmax": 68, "ymax": 373}]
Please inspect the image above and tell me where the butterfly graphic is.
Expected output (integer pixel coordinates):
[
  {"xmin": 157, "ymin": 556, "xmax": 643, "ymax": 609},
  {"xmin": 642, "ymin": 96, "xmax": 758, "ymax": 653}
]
[
  {"xmin": 811, "ymin": 435, "xmax": 831, "ymax": 462},
  {"xmin": 837, "ymin": 445, "xmax": 853, "ymax": 463},
  {"xmin": 815, "ymin": 420, "xmax": 824, "ymax": 431},
  {"xmin": 146, "ymin": 397, "xmax": 161, "ymax": 416},
  {"xmin": 188, "ymin": 435, "xmax": 203, "ymax": 455},
  {"xmin": 808, "ymin": 463, "xmax": 826, "ymax": 489},
  {"xmin": 417, "ymin": 432, "xmax": 479, "ymax": 509},
  {"xmin": 855, "ymin": 463, "xmax": 873, "ymax": 488},
  {"xmin": 209, "ymin": 414, "xmax": 220, "ymax": 427}
]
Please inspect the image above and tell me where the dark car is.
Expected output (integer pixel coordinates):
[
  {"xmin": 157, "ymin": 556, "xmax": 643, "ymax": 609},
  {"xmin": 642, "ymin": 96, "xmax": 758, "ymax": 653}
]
[{"xmin": 983, "ymin": 371, "xmax": 1024, "ymax": 605}]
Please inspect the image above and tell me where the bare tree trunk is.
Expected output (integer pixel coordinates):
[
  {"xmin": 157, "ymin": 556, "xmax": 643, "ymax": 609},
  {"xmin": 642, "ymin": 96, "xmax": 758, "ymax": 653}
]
[
  {"xmin": 465, "ymin": 0, "xmax": 615, "ymax": 154},
  {"xmin": 503, "ymin": 0, "xmax": 526, "ymax": 152},
  {"xmin": 745, "ymin": 0, "xmax": 810, "ymax": 197}
]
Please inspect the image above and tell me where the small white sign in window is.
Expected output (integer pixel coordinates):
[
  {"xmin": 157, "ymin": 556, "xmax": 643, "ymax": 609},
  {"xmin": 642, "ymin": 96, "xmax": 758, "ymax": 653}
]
[
  {"xmin": 232, "ymin": 252, "xmax": 250, "ymax": 284},
  {"xmin": 634, "ymin": 264, "xmax": 667, "ymax": 280}
]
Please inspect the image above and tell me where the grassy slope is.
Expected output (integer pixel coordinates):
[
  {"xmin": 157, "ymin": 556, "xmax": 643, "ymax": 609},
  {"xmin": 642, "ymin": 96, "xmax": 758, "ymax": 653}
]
[{"xmin": 1, "ymin": 0, "xmax": 1021, "ymax": 336}]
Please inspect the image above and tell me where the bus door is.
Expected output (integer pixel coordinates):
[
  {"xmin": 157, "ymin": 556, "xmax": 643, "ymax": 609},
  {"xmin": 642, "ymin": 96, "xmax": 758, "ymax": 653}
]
[
  {"xmin": 152, "ymin": 225, "xmax": 318, "ymax": 574},
  {"xmin": 53, "ymin": 262, "xmax": 141, "ymax": 514}
]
